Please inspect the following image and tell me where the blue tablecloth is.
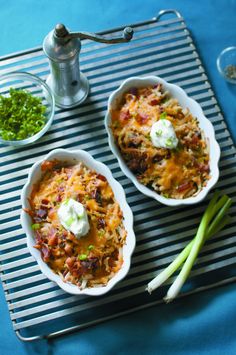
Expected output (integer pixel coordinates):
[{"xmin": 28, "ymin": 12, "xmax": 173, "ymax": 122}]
[{"xmin": 1, "ymin": 0, "xmax": 236, "ymax": 354}]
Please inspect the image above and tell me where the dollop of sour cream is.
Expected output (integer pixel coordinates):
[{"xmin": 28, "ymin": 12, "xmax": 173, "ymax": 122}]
[
  {"xmin": 58, "ymin": 198, "xmax": 90, "ymax": 238},
  {"xmin": 150, "ymin": 118, "xmax": 178, "ymax": 149}
]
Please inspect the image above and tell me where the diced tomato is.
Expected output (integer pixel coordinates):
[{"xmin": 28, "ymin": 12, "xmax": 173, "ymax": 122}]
[
  {"xmin": 119, "ymin": 110, "xmax": 130, "ymax": 123},
  {"xmin": 41, "ymin": 199, "xmax": 49, "ymax": 205},
  {"xmin": 97, "ymin": 174, "xmax": 106, "ymax": 182},
  {"xmin": 136, "ymin": 113, "xmax": 149, "ymax": 125},
  {"xmin": 48, "ymin": 234, "xmax": 58, "ymax": 247},
  {"xmin": 149, "ymin": 99, "xmax": 159, "ymax": 106}
]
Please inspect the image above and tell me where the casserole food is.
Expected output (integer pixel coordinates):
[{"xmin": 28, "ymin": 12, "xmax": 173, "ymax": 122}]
[
  {"xmin": 21, "ymin": 149, "xmax": 135, "ymax": 296},
  {"xmin": 105, "ymin": 76, "xmax": 220, "ymax": 206}
]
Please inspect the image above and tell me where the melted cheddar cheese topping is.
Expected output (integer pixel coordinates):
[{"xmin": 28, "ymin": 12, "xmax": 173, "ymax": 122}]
[
  {"xmin": 29, "ymin": 161, "xmax": 127, "ymax": 289},
  {"xmin": 111, "ymin": 84, "xmax": 210, "ymax": 199}
]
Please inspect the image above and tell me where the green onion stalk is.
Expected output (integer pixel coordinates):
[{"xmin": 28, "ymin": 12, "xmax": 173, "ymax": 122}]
[{"xmin": 146, "ymin": 192, "xmax": 232, "ymax": 302}]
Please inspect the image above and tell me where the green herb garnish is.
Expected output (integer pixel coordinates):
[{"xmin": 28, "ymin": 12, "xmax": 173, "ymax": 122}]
[
  {"xmin": 88, "ymin": 245, "xmax": 94, "ymax": 250},
  {"xmin": 166, "ymin": 137, "xmax": 173, "ymax": 147},
  {"xmin": 62, "ymin": 198, "xmax": 70, "ymax": 206},
  {"xmin": 79, "ymin": 254, "xmax": 87, "ymax": 260},
  {"xmin": 65, "ymin": 216, "xmax": 75, "ymax": 227},
  {"xmin": 0, "ymin": 88, "xmax": 47, "ymax": 141},
  {"xmin": 32, "ymin": 223, "xmax": 40, "ymax": 230},
  {"xmin": 162, "ymin": 193, "xmax": 170, "ymax": 198},
  {"xmin": 156, "ymin": 129, "xmax": 162, "ymax": 136},
  {"xmin": 159, "ymin": 112, "xmax": 167, "ymax": 119}
]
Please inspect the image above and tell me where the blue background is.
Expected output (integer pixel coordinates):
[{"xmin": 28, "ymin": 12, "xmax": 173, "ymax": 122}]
[{"xmin": 1, "ymin": 0, "xmax": 236, "ymax": 354}]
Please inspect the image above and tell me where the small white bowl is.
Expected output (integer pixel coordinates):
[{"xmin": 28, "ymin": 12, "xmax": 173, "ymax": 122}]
[
  {"xmin": 105, "ymin": 76, "xmax": 220, "ymax": 206},
  {"xmin": 21, "ymin": 149, "xmax": 136, "ymax": 296}
]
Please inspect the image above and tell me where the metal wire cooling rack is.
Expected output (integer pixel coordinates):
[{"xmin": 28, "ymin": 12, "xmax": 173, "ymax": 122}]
[{"xmin": 1, "ymin": 9, "xmax": 236, "ymax": 341}]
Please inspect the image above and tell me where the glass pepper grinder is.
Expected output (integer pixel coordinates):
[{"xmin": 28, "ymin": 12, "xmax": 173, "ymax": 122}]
[{"xmin": 43, "ymin": 24, "xmax": 133, "ymax": 108}]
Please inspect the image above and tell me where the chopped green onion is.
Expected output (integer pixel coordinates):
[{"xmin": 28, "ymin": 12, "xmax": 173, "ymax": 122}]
[
  {"xmin": 146, "ymin": 192, "xmax": 232, "ymax": 301},
  {"xmin": 156, "ymin": 129, "xmax": 162, "ymax": 136},
  {"xmin": 65, "ymin": 216, "xmax": 74, "ymax": 227},
  {"xmin": 159, "ymin": 112, "xmax": 167, "ymax": 119},
  {"xmin": 88, "ymin": 245, "xmax": 94, "ymax": 250},
  {"xmin": 166, "ymin": 138, "xmax": 173, "ymax": 146},
  {"xmin": 79, "ymin": 254, "xmax": 87, "ymax": 260},
  {"xmin": 162, "ymin": 193, "xmax": 170, "ymax": 198},
  {"xmin": 0, "ymin": 88, "xmax": 47, "ymax": 141},
  {"xmin": 32, "ymin": 223, "xmax": 40, "ymax": 230}
]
